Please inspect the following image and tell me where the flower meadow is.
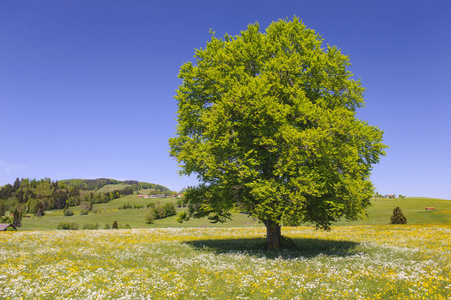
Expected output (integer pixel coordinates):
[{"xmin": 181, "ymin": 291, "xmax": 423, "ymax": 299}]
[{"xmin": 0, "ymin": 225, "xmax": 450, "ymax": 299}]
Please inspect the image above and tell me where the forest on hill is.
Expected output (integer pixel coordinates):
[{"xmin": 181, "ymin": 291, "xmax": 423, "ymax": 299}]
[{"xmin": 0, "ymin": 177, "xmax": 174, "ymax": 223}]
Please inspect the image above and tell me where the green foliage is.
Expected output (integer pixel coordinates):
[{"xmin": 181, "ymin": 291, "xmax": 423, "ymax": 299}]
[
  {"xmin": 1, "ymin": 216, "xmax": 12, "ymax": 223},
  {"xmin": 176, "ymin": 211, "xmax": 189, "ymax": 223},
  {"xmin": 64, "ymin": 209, "xmax": 74, "ymax": 216},
  {"xmin": 144, "ymin": 203, "xmax": 176, "ymax": 224},
  {"xmin": 374, "ymin": 192, "xmax": 383, "ymax": 198},
  {"xmin": 35, "ymin": 200, "xmax": 45, "ymax": 217},
  {"xmin": 82, "ymin": 223, "xmax": 99, "ymax": 230},
  {"xmin": 104, "ymin": 224, "xmax": 111, "ymax": 230},
  {"xmin": 59, "ymin": 178, "xmax": 172, "ymax": 194},
  {"xmin": 153, "ymin": 206, "xmax": 166, "ymax": 219},
  {"xmin": 91, "ymin": 207, "xmax": 102, "ymax": 214},
  {"xmin": 169, "ymin": 17, "xmax": 387, "ymax": 248},
  {"xmin": 390, "ymin": 207, "xmax": 407, "ymax": 224},
  {"xmin": 112, "ymin": 220, "xmax": 118, "ymax": 229},
  {"xmin": 0, "ymin": 177, "xmax": 172, "ymax": 215},
  {"xmin": 163, "ymin": 202, "xmax": 177, "ymax": 216},
  {"xmin": 119, "ymin": 202, "xmax": 145, "ymax": 210},
  {"xmin": 123, "ymin": 224, "xmax": 131, "ymax": 229},
  {"xmin": 119, "ymin": 202, "xmax": 132, "ymax": 210},
  {"xmin": 5, "ymin": 225, "xmax": 16, "ymax": 231},
  {"xmin": 57, "ymin": 222, "xmax": 79, "ymax": 230},
  {"xmin": 79, "ymin": 201, "xmax": 92, "ymax": 215},
  {"xmin": 0, "ymin": 202, "xmax": 5, "ymax": 217},
  {"xmin": 12, "ymin": 209, "xmax": 22, "ymax": 228},
  {"xmin": 145, "ymin": 210, "xmax": 156, "ymax": 224},
  {"xmin": 176, "ymin": 198, "xmax": 187, "ymax": 207}
]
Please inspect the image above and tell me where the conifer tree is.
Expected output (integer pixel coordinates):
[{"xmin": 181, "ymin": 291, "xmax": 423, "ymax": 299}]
[
  {"xmin": 0, "ymin": 202, "xmax": 5, "ymax": 217},
  {"xmin": 35, "ymin": 201, "xmax": 45, "ymax": 217},
  {"xmin": 13, "ymin": 208, "xmax": 22, "ymax": 227},
  {"xmin": 13, "ymin": 177, "xmax": 21, "ymax": 190},
  {"xmin": 390, "ymin": 207, "xmax": 407, "ymax": 224}
]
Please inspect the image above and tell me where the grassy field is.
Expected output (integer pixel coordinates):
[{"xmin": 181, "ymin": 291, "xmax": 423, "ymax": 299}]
[
  {"xmin": 3, "ymin": 197, "xmax": 451, "ymax": 299},
  {"xmin": 18, "ymin": 195, "xmax": 261, "ymax": 231},
  {"xmin": 1, "ymin": 225, "xmax": 450, "ymax": 299},
  {"xmin": 15, "ymin": 196, "xmax": 451, "ymax": 231},
  {"xmin": 334, "ymin": 197, "xmax": 451, "ymax": 226}
]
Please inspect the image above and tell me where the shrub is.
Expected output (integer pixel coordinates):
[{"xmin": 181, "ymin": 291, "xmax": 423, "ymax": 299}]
[
  {"xmin": 104, "ymin": 224, "xmax": 111, "ymax": 230},
  {"xmin": 145, "ymin": 210, "xmax": 156, "ymax": 224},
  {"xmin": 82, "ymin": 223, "xmax": 99, "ymax": 230},
  {"xmin": 124, "ymin": 224, "xmax": 131, "ymax": 229},
  {"xmin": 153, "ymin": 206, "xmax": 166, "ymax": 219},
  {"xmin": 57, "ymin": 222, "xmax": 79, "ymax": 230},
  {"xmin": 176, "ymin": 211, "xmax": 189, "ymax": 223},
  {"xmin": 112, "ymin": 220, "xmax": 118, "ymax": 229},
  {"xmin": 79, "ymin": 201, "xmax": 92, "ymax": 215},
  {"xmin": 163, "ymin": 202, "xmax": 176, "ymax": 216},
  {"xmin": 5, "ymin": 225, "xmax": 16, "ymax": 231},
  {"xmin": 57, "ymin": 222, "xmax": 68, "ymax": 230},
  {"xmin": 35, "ymin": 201, "xmax": 45, "ymax": 217},
  {"xmin": 147, "ymin": 202, "xmax": 155, "ymax": 208},
  {"xmin": 64, "ymin": 209, "xmax": 74, "ymax": 216},
  {"xmin": 390, "ymin": 207, "xmax": 407, "ymax": 224},
  {"xmin": 119, "ymin": 202, "xmax": 132, "ymax": 210}
]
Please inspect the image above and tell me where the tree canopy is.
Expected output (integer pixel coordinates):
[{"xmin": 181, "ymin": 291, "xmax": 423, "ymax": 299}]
[{"xmin": 169, "ymin": 17, "xmax": 387, "ymax": 249}]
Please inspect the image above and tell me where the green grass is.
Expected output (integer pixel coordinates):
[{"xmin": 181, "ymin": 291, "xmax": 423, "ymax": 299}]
[
  {"xmin": 1, "ymin": 226, "xmax": 450, "ymax": 299},
  {"xmin": 17, "ymin": 196, "xmax": 451, "ymax": 231},
  {"xmin": 19, "ymin": 195, "xmax": 260, "ymax": 231},
  {"xmin": 334, "ymin": 197, "xmax": 451, "ymax": 226}
]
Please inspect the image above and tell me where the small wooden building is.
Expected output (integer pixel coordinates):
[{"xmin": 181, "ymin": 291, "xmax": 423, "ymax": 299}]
[
  {"xmin": 425, "ymin": 207, "xmax": 436, "ymax": 211},
  {"xmin": 0, "ymin": 223, "xmax": 16, "ymax": 231}
]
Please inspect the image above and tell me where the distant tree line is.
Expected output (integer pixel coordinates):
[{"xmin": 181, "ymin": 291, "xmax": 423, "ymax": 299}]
[
  {"xmin": 373, "ymin": 192, "xmax": 406, "ymax": 199},
  {"xmin": 58, "ymin": 178, "xmax": 172, "ymax": 194}
]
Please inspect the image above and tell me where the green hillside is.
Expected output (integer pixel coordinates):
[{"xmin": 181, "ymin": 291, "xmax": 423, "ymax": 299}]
[
  {"xmin": 14, "ymin": 196, "xmax": 451, "ymax": 231},
  {"xmin": 334, "ymin": 197, "xmax": 451, "ymax": 226},
  {"xmin": 0, "ymin": 177, "xmax": 175, "ymax": 216},
  {"xmin": 18, "ymin": 195, "xmax": 260, "ymax": 231}
]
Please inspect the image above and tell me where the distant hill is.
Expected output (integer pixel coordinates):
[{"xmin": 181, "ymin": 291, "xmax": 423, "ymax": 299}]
[
  {"xmin": 59, "ymin": 178, "xmax": 172, "ymax": 193},
  {"xmin": 0, "ymin": 177, "xmax": 175, "ymax": 221}
]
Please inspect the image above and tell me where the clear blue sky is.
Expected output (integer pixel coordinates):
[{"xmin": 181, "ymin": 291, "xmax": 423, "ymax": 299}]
[{"xmin": 1, "ymin": 1, "xmax": 450, "ymax": 198}]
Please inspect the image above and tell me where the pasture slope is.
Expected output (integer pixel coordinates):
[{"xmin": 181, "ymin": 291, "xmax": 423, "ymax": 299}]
[{"xmin": 17, "ymin": 196, "xmax": 451, "ymax": 231}]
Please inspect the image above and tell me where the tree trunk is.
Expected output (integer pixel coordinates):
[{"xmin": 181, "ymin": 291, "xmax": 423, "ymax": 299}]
[{"xmin": 265, "ymin": 220, "xmax": 281, "ymax": 250}]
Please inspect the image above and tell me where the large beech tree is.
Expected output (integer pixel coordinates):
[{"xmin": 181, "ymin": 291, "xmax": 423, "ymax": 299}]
[{"xmin": 169, "ymin": 17, "xmax": 387, "ymax": 249}]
